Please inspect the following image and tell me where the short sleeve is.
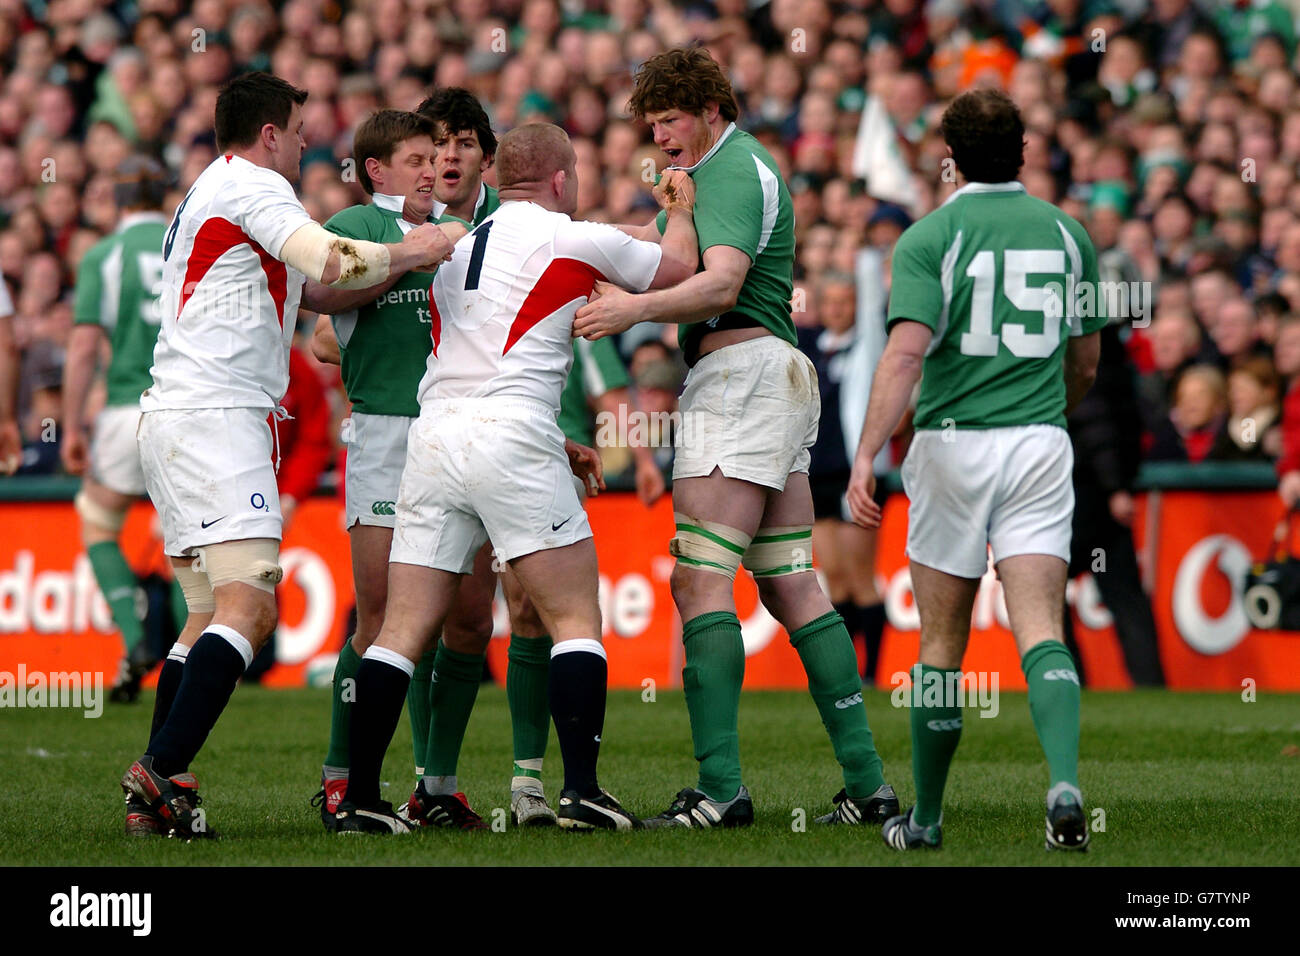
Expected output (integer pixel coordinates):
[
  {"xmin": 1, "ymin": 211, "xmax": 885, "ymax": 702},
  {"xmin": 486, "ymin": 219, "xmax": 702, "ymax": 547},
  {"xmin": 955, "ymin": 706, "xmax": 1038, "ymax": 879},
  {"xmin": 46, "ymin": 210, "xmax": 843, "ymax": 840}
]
[
  {"xmin": 555, "ymin": 219, "xmax": 663, "ymax": 292},
  {"xmin": 885, "ymin": 225, "xmax": 942, "ymax": 332},
  {"xmin": 72, "ymin": 241, "xmax": 108, "ymax": 326},
  {"xmin": 240, "ymin": 167, "xmax": 315, "ymax": 258},
  {"xmin": 1075, "ymin": 225, "xmax": 1107, "ymax": 337}
]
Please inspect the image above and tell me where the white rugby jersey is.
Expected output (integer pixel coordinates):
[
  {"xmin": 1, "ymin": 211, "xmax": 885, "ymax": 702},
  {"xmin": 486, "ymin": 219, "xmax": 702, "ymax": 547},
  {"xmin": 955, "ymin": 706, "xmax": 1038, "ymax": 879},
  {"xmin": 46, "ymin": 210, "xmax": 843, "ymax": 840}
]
[
  {"xmin": 417, "ymin": 201, "xmax": 662, "ymax": 415},
  {"xmin": 142, "ymin": 154, "xmax": 313, "ymax": 411}
]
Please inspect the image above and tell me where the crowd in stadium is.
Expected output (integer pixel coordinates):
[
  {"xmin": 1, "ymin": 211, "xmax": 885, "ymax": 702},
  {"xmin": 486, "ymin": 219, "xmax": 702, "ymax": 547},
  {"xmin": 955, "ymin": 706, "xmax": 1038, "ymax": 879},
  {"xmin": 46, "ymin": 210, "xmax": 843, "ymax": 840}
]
[{"xmin": 3, "ymin": 0, "xmax": 1300, "ymax": 494}]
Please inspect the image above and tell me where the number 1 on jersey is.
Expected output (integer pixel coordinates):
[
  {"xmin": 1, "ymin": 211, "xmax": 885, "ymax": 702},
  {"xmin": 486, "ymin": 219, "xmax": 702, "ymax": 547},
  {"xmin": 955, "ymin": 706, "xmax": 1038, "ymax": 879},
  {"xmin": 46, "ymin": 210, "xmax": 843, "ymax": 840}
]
[{"xmin": 463, "ymin": 220, "xmax": 494, "ymax": 291}]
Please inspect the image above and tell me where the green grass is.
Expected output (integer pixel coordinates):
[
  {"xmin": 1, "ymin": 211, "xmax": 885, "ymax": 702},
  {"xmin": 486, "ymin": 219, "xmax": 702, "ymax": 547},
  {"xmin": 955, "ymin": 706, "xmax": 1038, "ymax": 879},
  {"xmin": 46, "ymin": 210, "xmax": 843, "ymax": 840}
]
[{"xmin": 3, "ymin": 686, "xmax": 1299, "ymax": 865}]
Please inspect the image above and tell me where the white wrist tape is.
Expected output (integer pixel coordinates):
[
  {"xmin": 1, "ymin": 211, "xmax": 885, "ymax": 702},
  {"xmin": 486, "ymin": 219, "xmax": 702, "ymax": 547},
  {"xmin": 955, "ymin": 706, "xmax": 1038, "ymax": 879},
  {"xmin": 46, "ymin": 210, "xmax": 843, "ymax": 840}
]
[{"xmin": 280, "ymin": 222, "xmax": 392, "ymax": 289}]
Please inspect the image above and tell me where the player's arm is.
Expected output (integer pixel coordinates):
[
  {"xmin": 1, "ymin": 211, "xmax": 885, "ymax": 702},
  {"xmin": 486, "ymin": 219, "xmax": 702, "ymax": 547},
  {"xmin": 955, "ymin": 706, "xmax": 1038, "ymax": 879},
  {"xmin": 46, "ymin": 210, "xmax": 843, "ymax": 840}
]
[
  {"xmin": 573, "ymin": 244, "xmax": 746, "ymax": 341},
  {"xmin": 846, "ymin": 319, "xmax": 932, "ymax": 529},
  {"xmin": 311, "ymin": 314, "xmax": 341, "ymax": 365},
  {"xmin": 300, "ymin": 274, "xmax": 401, "ymax": 316},
  {"xmin": 615, "ymin": 218, "xmax": 664, "ymax": 243},
  {"xmin": 1064, "ymin": 331, "xmax": 1100, "ymax": 415},
  {"xmin": 283, "ymin": 220, "xmax": 464, "ymax": 289},
  {"xmin": 60, "ymin": 324, "xmax": 105, "ymax": 476}
]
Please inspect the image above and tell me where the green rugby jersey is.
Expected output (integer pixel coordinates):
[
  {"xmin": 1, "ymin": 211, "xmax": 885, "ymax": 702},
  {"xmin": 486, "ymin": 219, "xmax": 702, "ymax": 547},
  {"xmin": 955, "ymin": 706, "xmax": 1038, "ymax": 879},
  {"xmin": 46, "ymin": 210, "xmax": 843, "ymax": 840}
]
[
  {"xmin": 656, "ymin": 124, "xmax": 796, "ymax": 359},
  {"xmin": 72, "ymin": 213, "xmax": 168, "ymax": 407},
  {"xmin": 327, "ymin": 187, "xmax": 497, "ymax": 416},
  {"xmin": 887, "ymin": 181, "xmax": 1106, "ymax": 430},
  {"xmin": 557, "ymin": 336, "xmax": 630, "ymax": 445}
]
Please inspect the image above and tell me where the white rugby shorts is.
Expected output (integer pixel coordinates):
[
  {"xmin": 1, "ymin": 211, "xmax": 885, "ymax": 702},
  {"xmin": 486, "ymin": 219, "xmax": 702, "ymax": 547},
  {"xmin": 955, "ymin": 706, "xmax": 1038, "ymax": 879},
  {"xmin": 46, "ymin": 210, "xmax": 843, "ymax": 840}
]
[
  {"xmin": 89, "ymin": 404, "xmax": 147, "ymax": 496},
  {"xmin": 344, "ymin": 411, "xmax": 415, "ymax": 529},
  {"xmin": 901, "ymin": 423, "xmax": 1074, "ymax": 578},
  {"xmin": 137, "ymin": 406, "xmax": 283, "ymax": 556},
  {"xmin": 389, "ymin": 397, "xmax": 591, "ymax": 573},
  {"xmin": 672, "ymin": 335, "xmax": 819, "ymax": 491}
]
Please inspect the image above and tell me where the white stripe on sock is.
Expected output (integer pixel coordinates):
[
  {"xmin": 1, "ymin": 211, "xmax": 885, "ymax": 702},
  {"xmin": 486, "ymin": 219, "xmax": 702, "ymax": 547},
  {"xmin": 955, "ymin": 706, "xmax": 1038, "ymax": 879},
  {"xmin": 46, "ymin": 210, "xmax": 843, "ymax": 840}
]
[
  {"xmin": 550, "ymin": 638, "xmax": 606, "ymax": 661},
  {"xmin": 166, "ymin": 642, "xmax": 190, "ymax": 663},
  {"xmin": 204, "ymin": 624, "xmax": 253, "ymax": 669},
  {"xmin": 364, "ymin": 644, "xmax": 416, "ymax": 677}
]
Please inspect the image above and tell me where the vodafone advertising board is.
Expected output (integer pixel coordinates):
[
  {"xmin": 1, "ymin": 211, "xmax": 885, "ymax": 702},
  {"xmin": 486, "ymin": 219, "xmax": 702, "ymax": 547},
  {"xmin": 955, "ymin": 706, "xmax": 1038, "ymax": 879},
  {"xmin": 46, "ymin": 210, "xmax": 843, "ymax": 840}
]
[{"xmin": 1, "ymin": 491, "xmax": 1296, "ymax": 690}]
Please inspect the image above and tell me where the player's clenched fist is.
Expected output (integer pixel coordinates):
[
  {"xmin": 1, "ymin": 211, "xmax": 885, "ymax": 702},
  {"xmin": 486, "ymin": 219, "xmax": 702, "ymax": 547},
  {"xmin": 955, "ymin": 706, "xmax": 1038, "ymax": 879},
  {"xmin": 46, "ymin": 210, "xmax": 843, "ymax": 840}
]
[
  {"xmin": 653, "ymin": 169, "xmax": 695, "ymax": 213},
  {"xmin": 403, "ymin": 221, "xmax": 466, "ymax": 268}
]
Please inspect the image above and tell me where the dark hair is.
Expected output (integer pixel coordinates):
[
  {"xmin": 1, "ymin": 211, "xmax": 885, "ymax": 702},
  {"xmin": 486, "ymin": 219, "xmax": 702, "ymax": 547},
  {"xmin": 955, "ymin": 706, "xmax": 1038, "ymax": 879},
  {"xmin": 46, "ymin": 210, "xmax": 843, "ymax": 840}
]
[
  {"xmin": 353, "ymin": 109, "xmax": 435, "ymax": 195},
  {"xmin": 939, "ymin": 89, "xmax": 1025, "ymax": 184},
  {"xmin": 415, "ymin": 87, "xmax": 497, "ymax": 159},
  {"xmin": 627, "ymin": 47, "xmax": 739, "ymax": 123},
  {"xmin": 114, "ymin": 155, "xmax": 168, "ymax": 211},
  {"xmin": 214, "ymin": 72, "xmax": 308, "ymax": 152}
]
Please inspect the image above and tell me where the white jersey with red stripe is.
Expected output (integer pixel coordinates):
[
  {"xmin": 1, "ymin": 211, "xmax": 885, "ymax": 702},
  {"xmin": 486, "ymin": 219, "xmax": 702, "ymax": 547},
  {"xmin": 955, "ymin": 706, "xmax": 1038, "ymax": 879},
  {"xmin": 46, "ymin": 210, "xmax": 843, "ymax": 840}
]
[
  {"xmin": 417, "ymin": 200, "xmax": 662, "ymax": 415},
  {"xmin": 142, "ymin": 153, "xmax": 313, "ymax": 412}
]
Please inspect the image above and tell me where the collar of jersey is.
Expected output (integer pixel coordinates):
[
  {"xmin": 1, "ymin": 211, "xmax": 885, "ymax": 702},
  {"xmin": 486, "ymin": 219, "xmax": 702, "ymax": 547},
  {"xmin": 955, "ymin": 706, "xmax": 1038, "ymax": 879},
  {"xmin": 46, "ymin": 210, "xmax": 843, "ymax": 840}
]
[
  {"xmin": 667, "ymin": 122, "xmax": 737, "ymax": 174},
  {"xmin": 117, "ymin": 211, "xmax": 168, "ymax": 233},
  {"xmin": 431, "ymin": 182, "xmax": 486, "ymax": 222},
  {"xmin": 942, "ymin": 181, "xmax": 1025, "ymax": 206}
]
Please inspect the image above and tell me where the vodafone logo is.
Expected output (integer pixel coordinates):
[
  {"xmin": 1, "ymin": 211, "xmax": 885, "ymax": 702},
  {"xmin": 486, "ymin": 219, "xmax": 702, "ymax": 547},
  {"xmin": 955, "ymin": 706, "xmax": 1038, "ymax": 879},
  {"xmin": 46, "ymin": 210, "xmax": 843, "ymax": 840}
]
[{"xmin": 1172, "ymin": 534, "xmax": 1251, "ymax": 655}]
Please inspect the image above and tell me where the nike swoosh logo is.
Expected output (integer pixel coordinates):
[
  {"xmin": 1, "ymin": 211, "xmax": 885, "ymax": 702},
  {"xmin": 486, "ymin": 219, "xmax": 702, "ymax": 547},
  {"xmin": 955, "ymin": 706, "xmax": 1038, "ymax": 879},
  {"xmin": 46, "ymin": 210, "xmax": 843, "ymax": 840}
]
[
  {"xmin": 552, "ymin": 514, "xmax": 575, "ymax": 531},
  {"xmin": 200, "ymin": 516, "xmax": 226, "ymax": 528}
]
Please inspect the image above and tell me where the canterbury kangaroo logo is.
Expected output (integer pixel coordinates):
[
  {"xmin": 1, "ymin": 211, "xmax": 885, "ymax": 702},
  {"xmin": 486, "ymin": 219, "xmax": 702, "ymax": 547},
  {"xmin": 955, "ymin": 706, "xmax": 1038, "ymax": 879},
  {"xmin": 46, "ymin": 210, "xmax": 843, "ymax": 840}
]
[
  {"xmin": 1043, "ymin": 669, "xmax": 1080, "ymax": 685},
  {"xmin": 371, "ymin": 501, "xmax": 396, "ymax": 516},
  {"xmin": 926, "ymin": 718, "xmax": 963, "ymax": 732},
  {"xmin": 834, "ymin": 692, "xmax": 863, "ymax": 709}
]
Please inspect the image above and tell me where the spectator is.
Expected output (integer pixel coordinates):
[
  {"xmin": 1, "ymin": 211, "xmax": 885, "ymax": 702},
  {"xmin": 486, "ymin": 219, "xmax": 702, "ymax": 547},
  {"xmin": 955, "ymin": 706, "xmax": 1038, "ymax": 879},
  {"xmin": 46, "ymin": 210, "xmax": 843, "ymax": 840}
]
[
  {"xmin": 1219, "ymin": 356, "xmax": 1281, "ymax": 462},
  {"xmin": 1148, "ymin": 364, "xmax": 1228, "ymax": 462}
]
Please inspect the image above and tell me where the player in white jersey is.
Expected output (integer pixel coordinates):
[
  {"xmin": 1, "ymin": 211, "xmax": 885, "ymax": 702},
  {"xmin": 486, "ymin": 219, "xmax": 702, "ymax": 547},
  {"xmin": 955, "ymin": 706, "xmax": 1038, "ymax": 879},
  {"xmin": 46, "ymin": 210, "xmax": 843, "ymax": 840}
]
[
  {"xmin": 120, "ymin": 72, "xmax": 464, "ymax": 839},
  {"xmin": 336, "ymin": 123, "xmax": 700, "ymax": 833}
]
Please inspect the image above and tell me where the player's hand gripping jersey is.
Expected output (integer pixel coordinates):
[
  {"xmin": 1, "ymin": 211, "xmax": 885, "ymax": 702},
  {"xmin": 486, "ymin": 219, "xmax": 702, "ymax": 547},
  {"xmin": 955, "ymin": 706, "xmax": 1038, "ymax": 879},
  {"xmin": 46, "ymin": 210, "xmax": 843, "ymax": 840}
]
[
  {"xmin": 417, "ymin": 201, "xmax": 662, "ymax": 414},
  {"xmin": 144, "ymin": 154, "xmax": 313, "ymax": 411}
]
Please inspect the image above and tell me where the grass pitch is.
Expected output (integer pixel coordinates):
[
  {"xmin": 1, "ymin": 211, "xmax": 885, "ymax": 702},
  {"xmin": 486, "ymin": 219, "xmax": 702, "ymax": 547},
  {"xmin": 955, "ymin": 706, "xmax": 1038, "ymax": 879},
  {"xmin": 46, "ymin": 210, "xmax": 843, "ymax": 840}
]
[{"xmin": 3, "ymin": 685, "xmax": 1298, "ymax": 866}]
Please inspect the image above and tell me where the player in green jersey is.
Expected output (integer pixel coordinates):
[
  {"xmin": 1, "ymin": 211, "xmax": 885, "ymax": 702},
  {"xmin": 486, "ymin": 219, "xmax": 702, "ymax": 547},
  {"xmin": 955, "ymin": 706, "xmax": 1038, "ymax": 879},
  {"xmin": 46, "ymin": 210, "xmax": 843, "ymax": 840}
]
[
  {"xmin": 846, "ymin": 89, "xmax": 1103, "ymax": 851},
  {"xmin": 573, "ymin": 48, "xmax": 898, "ymax": 830},
  {"xmin": 61, "ymin": 157, "xmax": 183, "ymax": 703},
  {"xmin": 307, "ymin": 108, "xmax": 477, "ymax": 830}
]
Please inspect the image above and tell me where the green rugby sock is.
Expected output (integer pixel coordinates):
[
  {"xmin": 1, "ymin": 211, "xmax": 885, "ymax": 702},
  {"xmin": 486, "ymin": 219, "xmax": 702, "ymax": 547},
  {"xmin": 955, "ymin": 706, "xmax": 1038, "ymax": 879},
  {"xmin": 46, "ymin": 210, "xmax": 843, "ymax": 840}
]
[
  {"xmin": 909, "ymin": 664, "xmax": 963, "ymax": 826},
  {"xmin": 682, "ymin": 611, "xmax": 745, "ymax": 802},
  {"xmin": 507, "ymin": 633, "xmax": 552, "ymax": 783},
  {"xmin": 425, "ymin": 641, "xmax": 485, "ymax": 776},
  {"xmin": 323, "ymin": 638, "xmax": 363, "ymax": 769},
  {"xmin": 407, "ymin": 647, "xmax": 436, "ymax": 774},
  {"xmin": 1021, "ymin": 640, "xmax": 1081, "ymax": 789},
  {"xmin": 790, "ymin": 611, "xmax": 885, "ymax": 797},
  {"xmin": 87, "ymin": 541, "xmax": 143, "ymax": 652}
]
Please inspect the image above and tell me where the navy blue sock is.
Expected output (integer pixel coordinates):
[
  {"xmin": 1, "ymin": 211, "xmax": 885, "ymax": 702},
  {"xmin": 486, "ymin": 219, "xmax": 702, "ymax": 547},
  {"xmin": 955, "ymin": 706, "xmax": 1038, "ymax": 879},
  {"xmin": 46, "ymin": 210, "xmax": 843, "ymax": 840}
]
[
  {"xmin": 344, "ymin": 657, "xmax": 411, "ymax": 807},
  {"xmin": 147, "ymin": 634, "xmax": 246, "ymax": 777},
  {"xmin": 549, "ymin": 647, "xmax": 607, "ymax": 798},
  {"xmin": 150, "ymin": 656, "xmax": 185, "ymax": 740},
  {"xmin": 859, "ymin": 603, "xmax": 886, "ymax": 683}
]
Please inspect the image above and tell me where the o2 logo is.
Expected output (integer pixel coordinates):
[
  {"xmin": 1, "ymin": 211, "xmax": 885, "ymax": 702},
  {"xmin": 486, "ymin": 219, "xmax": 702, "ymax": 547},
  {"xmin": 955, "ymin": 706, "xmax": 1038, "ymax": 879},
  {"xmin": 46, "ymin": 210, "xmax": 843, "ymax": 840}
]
[{"xmin": 251, "ymin": 493, "xmax": 270, "ymax": 512}]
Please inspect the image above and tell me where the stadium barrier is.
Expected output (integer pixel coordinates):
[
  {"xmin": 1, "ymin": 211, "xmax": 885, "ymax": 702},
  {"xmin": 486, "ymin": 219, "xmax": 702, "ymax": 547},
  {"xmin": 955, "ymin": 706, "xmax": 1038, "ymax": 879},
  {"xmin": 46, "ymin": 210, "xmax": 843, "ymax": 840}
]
[{"xmin": 1, "ymin": 463, "xmax": 1297, "ymax": 691}]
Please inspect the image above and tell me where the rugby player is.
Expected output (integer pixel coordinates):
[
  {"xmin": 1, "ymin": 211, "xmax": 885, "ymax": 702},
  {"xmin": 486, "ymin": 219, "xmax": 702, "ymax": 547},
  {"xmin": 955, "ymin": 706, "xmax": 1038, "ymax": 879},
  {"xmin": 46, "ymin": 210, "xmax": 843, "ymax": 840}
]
[
  {"xmin": 62, "ymin": 157, "xmax": 183, "ymax": 705},
  {"xmin": 573, "ymin": 48, "xmax": 898, "ymax": 829},
  {"xmin": 846, "ymin": 88, "xmax": 1102, "ymax": 851},
  {"xmin": 119, "ymin": 72, "xmax": 460, "ymax": 838},
  {"xmin": 334, "ymin": 123, "xmax": 699, "ymax": 833}
]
